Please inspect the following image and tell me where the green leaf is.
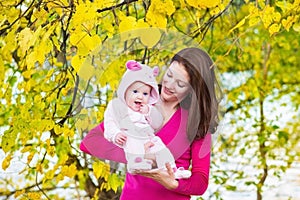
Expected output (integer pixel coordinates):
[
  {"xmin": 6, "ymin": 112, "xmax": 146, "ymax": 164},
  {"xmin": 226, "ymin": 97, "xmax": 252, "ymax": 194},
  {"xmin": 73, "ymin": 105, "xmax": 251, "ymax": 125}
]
[{"xmin": 1, "ymin": 130, "xmax": 18, "ymax": 153}]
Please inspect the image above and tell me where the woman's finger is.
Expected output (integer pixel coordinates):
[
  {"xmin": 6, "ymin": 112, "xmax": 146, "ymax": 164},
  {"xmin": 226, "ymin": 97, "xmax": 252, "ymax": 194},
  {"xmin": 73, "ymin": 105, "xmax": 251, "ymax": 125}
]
[
  {"xmin": 165, "ymin": 163, "xmax": 174, "ymax": 177},
  {"xmin": 144, "ymin": 141, "xmax": 154, "ymax": 151}
]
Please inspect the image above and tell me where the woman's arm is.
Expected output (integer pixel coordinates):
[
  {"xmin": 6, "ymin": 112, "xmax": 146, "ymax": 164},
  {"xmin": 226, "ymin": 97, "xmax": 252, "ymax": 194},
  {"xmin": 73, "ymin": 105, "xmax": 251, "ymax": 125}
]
[{"xmin": 172, "ymin": 134, "xmax": 211, "ymax": 195}]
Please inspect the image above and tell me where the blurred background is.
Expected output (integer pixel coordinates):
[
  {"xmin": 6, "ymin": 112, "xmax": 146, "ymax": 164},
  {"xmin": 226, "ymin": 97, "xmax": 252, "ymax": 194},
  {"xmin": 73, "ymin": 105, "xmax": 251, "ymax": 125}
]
[{"xmin": 0, "ymin": 0, "xmax": 299, "ymax": 199}]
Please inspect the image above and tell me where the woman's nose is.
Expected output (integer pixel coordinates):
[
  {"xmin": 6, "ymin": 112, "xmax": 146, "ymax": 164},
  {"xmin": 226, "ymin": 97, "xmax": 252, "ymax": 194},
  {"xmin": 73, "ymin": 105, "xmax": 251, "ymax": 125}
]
[{"xmin": 165, "ymin": 79, "xmax": 175, "ymax": 89}]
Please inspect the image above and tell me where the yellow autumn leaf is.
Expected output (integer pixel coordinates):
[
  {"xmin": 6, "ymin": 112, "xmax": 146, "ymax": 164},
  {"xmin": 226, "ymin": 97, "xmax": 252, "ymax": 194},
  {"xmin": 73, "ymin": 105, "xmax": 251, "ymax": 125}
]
[
  {"xmin": 146, "ymin": 0, "xmax": 175, "ymax": 28},
  {"xmin": 282, "ymin": 16, "xmax": 297, "ymax": 31},
  {"xmin": 119, "ymin": 16, "xmax": 137, "ymax": 33},
  {"xmin": 249, "ymin": 16, "xmax": 260, "ymax": 27},
  {"xmin": 275, "ymin": 1, "xmax": 293, "ymax": 12},
  {"xmin": 14, "ymin": 189, "xmax": 25, "ymax": 198},
  {"xmin": 63, "ymin": 128, "xmax": 75, "ymax": 137},
  {"xmin": 146, "ymin": 12, "xmax": 167, "ymax": 28},
  {"xmin": 229, "ymin": 16, "xmax": 248, "ymax": 34},
  {"xmin": 22, "ymin": 70, "xmax": 34, "ymax": 79},
  {"xmin": 77, "ymin": 34, "xmax": 101, "ymax": 56},
  {"xmin": 2, "ymin": 28, "xmax": 17, "ymax": 61},
  {"xmin": 44, "ymin": 169, "xmax": 55, "ymax": 181},
  {"xmin": 210, "ymin": 3, "xmax": 225, "ymax": 15},
  {"xmin": 139, "ymin": 28, "xmax": 162, "ymax": 48},
  {"xmin": 1, "ymin": 130, "xmax": 17, "ymax": 153},
  {"xmin": 36, "ymin": 163, "xmax": 43, "ymax": 173},
  {"xmin": 108, "ymin": 173, "xmax": 121, "ymax": 193},
  {"xmin": 58, "ymin": 154, "xmax": 69, "ymax": 166},
  {"xmin": 102, "ymin": 19, "xmax": 115, "ymax": 38},
  {"xmin": 179, "ymin": 0, "xmax": 187, "ymax": 8},
  {"xmin": 293, "ymin": 23, "xmax": 300, "ymax": 32},
  {"xmin": 119, "ymin": 16, "xmax": 139, "ymax": 41},
  {"xmin": 26, "ymin": 51, "xmax": 39, "ymax": 70},
  {"xmin": 30, "ymin": 26, "xmax": 43, "ymax": 47},
  {"xmin": 78, "ymin": 62, "xmax": 95, "ymax": 81},
  {"xmin": 27, "ymin": 151, "xmax": 35, "ymax": 164},
  {"xmin": 71, "ymin": 55, "xmax": 84, "ymax": 73},
  {"xmin": 269, "ymin": 23, "xmax": 281, "ymax": 35},
  {"xmin": 35, "ymin": 41, "xmax": 51, "ymax": 64},
  {"xmin": 2, "ymin": 153, "xmax": 12, "ymax": 170},
  {"xmin": 75, "ymin": 117, "xmax": 89, "ymax": 133},
  {"xmin": 93, "ymin": 162, "xmax": 103, "ymax": 179},
  {"xmin": 61, "ymin": 164, "xmax": 77, "ymax": 178},
  {"xmin": 136, "ymin": 19, "xmax": 149, "ymax": 29},
  {"xmin": 54, "ymin": 124, "xmax": 63, "ymax": 135},
  {"xmin": 56, "ymin": 173, "xmax": 64, "ymax": 182},
  {"xmin": 17, "ymin": 28, "xmax": 33, "ymax": 55},
  {"xmin": 46, "ymin": 145, "xmax": 56, "ymax": 157},
  {"xmin": 93, "ymin": 161, "xmax": 110, "ymax": 180},
  {"xmin": 69, "ymin": 31, "xmax": 84, "ymax": 46},
  {"xmin": 27, "ymin": 192, "xmax": 41, "ymax": 200},
  {"xmin": 21, "ymin": 146, "xmax": 32, "ymax": 153},
  {"xmin": 272, "ymin": 12, "xmax": 281, "ymax": 22},
  {"xmin": 186, "ymin": 0, "xmax": 220, "ymax": 9}
]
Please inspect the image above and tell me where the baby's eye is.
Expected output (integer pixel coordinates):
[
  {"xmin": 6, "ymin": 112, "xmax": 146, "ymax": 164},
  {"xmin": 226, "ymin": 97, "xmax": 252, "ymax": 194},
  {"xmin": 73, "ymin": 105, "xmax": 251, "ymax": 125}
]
[
  {"xmin": 133, "ymin": 90, "xmax": 138, "ymax": 93},
  {"xmin": 143, "ymin": 92, "xmax": 149, "ymax": 96}
]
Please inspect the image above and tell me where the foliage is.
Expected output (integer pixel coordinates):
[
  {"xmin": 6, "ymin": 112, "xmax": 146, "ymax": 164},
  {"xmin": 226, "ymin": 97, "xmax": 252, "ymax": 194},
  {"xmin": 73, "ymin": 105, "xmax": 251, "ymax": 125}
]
[{"xmin": 0, "ymin": 0, "xmax": 299, "ymax": 199}]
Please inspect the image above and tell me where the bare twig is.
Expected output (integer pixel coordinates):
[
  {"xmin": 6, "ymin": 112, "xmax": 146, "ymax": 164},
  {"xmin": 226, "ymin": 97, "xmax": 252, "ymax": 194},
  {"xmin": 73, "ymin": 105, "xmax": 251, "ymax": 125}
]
[{"xmin": 96, "ymin": 0, "xmax": 138, "ymax": 13}]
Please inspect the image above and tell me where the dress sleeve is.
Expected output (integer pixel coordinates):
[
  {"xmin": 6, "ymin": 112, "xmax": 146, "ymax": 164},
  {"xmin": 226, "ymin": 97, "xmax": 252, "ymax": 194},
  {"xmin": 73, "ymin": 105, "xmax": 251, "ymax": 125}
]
[
  {"xmin": 172, "ymin": 133, "xmax": 211, "ymax": 195},
  {"xmin": 79, "ymin": 122, "xmax": 127, "ymax": 163},
  {"xmin": 103, "ymin": 101, "xmax": 122, "ymax": 143},
  {"xmin": 145, "ymin": 105, "xmax": 164, "ymax": 130}
]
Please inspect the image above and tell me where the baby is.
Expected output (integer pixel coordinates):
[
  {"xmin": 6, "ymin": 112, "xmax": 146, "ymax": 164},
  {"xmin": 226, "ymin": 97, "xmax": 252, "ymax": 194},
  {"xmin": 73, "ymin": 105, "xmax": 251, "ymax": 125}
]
[{"xmin": 104, "ymin": 60, "xmax": 191, "ymax": 179}]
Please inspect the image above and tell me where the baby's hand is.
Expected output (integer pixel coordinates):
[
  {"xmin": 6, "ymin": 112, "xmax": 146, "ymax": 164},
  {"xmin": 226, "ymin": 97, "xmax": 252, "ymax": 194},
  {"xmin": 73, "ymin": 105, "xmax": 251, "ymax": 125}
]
[
  {"xmin": 139, "ymin": 104, "xmax": 149, "ymax": 114},
  {"xmin": 115, "ymin": 132, "xmax": 127, "ymax": 146}
]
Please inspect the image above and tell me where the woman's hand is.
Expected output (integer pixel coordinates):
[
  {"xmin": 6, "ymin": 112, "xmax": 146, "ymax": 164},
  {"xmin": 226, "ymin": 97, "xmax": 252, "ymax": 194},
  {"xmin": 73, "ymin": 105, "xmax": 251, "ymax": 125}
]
[{"xmin": 135, "ymin": 163, "xmax": 179, "ymax": 190}]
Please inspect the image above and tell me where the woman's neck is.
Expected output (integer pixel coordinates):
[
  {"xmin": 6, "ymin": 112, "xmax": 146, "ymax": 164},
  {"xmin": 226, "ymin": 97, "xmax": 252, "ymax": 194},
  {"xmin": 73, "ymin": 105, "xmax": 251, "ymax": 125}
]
[{"xmin": 159, "ymin": 98, "xmax": 178, "ymax": 124}]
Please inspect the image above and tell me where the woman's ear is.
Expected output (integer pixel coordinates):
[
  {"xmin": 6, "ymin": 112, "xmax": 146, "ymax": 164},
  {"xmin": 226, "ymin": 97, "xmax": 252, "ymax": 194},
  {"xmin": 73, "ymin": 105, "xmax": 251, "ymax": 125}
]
[
  {"xmin": 126, "ymin": 60, "xmax": 142, "ymax": 71},
  {"xmin": 153, "ymin": 66, "xmax": 159, "ymax": 77}
]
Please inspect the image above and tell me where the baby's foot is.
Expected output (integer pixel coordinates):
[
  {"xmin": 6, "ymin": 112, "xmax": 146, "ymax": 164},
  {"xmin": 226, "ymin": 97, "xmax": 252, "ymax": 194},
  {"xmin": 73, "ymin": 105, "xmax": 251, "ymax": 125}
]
[{"xmin": 174, "ymin": 167, "xmax": 191, "ymax": 179}]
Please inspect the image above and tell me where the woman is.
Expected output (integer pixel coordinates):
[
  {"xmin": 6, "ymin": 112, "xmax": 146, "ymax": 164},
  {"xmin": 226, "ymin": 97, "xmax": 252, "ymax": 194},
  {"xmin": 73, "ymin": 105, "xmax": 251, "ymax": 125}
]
[{"xmin": 80, "ymin": 47, "xmax": 221, "ymax": 199}]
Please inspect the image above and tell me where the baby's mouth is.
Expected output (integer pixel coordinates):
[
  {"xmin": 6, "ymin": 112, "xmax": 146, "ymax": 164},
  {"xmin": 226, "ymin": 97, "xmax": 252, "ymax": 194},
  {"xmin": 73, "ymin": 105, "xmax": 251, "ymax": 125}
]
[{"xmin": 134, "ymin": 101, "xmax": 142, "ymax": 105}]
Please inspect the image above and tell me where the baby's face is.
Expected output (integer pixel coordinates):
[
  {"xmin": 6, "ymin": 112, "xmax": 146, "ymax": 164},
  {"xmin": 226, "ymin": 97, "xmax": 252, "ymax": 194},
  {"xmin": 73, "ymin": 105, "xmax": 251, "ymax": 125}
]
[{"xmin": 125, "ymin": 81, "xmax": 151, "ymax": 112}]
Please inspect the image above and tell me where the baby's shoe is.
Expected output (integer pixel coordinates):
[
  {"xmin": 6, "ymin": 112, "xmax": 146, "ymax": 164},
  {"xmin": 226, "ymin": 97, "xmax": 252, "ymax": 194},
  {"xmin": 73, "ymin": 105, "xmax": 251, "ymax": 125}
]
[{"xmin": 174, "ymin": 167, "xmax": 191, "ymax": 179}]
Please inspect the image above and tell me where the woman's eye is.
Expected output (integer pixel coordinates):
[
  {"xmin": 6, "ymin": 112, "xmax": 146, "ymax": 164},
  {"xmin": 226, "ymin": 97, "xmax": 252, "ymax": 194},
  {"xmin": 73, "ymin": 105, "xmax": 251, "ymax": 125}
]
[
  {"xmin": 167, "ymin": 71, "xmax": 172, "ymax": 77},
  {"xmin": 133, "ymin": 90, "xmax": 138, "ymax": 93},
  {"xmin": 177, "ymin": 82, "xmax": 186, "ymax": 88}
]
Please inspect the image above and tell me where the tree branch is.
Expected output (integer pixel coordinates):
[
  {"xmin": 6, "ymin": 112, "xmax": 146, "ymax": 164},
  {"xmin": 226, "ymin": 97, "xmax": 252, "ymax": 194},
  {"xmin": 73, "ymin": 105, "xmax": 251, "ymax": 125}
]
[
  {"xmin": 96, "ymin": 0, "xmax": 138, "ymax": 13},
  {"xmin": 0, "ymin": 0, "xmax": 35, "ymax": 36},
  {"xmin": 192, "ymin": 0, "xmax": 234, "ymax": 41}
]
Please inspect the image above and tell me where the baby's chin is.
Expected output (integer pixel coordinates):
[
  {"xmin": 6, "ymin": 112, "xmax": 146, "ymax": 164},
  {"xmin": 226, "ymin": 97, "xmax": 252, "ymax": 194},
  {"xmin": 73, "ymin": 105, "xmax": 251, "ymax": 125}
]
[{"xmin": 129, "ymin": 104, "xmax": 141, "ymax": 112}]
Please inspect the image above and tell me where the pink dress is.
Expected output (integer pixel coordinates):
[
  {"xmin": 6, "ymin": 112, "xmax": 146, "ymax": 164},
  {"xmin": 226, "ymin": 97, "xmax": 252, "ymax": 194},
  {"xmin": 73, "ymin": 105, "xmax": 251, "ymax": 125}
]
[{"xmin": 80, "ymin": 108, "xmax": 211, "ymax": 199}]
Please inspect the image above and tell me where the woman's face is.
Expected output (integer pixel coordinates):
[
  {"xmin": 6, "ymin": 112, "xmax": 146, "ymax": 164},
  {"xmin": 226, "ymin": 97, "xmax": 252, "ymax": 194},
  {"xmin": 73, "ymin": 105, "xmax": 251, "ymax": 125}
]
[{"xmin": 161, "ymin": 61, "xmax": 191, "ymax": 103}]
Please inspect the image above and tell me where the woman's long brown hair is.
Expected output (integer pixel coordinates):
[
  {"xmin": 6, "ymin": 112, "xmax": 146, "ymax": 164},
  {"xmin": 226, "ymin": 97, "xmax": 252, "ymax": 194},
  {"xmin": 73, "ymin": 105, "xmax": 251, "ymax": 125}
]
[{"xmin": 171, "ymin": 48, "xmax": 221, "ymax": 141}]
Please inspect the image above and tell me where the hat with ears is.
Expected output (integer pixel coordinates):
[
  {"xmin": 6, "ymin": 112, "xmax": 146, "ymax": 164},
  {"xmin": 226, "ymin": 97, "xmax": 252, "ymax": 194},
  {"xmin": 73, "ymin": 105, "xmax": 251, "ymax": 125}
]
[{"xmin": 117, "ymin": 60, "xmax": 160, "ymax": 105}]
